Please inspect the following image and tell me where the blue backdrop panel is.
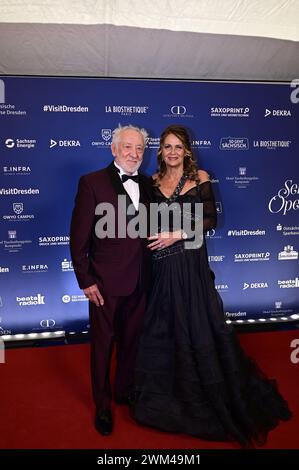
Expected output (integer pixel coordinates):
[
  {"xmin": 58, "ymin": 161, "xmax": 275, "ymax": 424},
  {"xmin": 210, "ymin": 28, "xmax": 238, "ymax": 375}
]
[{"xmin": 0, "ymin": 76, "xmax": 298, "ymax": 335}]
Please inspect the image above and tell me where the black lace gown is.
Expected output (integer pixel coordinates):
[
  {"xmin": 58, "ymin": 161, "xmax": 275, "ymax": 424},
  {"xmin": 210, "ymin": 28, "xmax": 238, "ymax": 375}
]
[{"xmin": 133, "ymin": 179, "xmax": 292, "ymax": 447}]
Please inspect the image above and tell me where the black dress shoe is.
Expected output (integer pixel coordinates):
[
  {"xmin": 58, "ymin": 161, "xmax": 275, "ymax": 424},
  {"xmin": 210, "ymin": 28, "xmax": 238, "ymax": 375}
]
[{"xmin": 94, "ymin": 409, "xmax": 113, "ymax": 436}]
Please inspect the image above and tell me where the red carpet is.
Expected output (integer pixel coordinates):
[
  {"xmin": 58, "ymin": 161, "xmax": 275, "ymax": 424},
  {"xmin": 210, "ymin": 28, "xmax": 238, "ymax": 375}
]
[{"xmin": 0, "ymin": 330, "xmax": 298, "ymax": 449}]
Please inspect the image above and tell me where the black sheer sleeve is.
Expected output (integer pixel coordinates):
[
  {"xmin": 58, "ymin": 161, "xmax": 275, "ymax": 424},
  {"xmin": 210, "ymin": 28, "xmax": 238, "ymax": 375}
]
[{"xmin": 198, "ymin": 181, "xmax": 217, "ymax": 233}]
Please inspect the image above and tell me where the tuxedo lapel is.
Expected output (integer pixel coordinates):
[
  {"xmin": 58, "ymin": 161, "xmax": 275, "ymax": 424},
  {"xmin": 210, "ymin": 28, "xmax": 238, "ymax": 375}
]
[
  {"xmin": 139, "ymin": 174, "xmax": 153, "ymax": 206},
  {"xmin": 106, "ymin": 161, "xmax": 128, "ymax": 198},
  {"xmin": 106, "ymin": 161, "xmax": 136, "ymax": 219}
]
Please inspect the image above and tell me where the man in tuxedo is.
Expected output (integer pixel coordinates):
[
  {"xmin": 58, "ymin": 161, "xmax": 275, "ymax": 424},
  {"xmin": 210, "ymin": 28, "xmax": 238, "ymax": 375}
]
[{"xmin": 70, "ymin": 124, "xmax": 152, "ymax": 435}]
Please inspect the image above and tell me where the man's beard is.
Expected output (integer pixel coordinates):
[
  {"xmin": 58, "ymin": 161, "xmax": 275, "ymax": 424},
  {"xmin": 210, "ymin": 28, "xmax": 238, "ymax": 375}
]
[{"xmin": 122, "ymin": 160, "xmax": 142, "ymax": 174}]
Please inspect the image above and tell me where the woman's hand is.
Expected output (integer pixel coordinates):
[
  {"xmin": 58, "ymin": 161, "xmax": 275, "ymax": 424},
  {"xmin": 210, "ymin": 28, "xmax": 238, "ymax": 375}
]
[{"xmin": 147, "ymin": 231, "xmax": 183, "ymax": 251}]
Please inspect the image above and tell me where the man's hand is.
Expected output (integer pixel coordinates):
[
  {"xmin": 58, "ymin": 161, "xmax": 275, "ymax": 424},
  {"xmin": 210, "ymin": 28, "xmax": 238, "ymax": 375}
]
[{"xmin": 83, "ymin": 284, "xmax": 104, "ymax": 307}]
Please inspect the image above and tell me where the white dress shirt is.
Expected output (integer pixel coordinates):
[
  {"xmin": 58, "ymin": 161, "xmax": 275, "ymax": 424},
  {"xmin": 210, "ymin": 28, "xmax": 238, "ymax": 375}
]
[{"xmin": 114, "ymin": 161, "xmax": 140, "ymax": 210}]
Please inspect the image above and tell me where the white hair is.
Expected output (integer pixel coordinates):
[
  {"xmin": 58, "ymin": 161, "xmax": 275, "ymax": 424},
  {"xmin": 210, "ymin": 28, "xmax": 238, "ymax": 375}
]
[{"xmin": 112, "ymin": 124, "xmax": 148, "ymax": 147}]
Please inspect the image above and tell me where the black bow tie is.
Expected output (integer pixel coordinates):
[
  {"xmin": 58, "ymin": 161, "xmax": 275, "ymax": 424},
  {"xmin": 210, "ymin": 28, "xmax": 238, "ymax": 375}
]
[{"xmin": 121, "ymin": 174, "xmax": 139, "ymax": 183}]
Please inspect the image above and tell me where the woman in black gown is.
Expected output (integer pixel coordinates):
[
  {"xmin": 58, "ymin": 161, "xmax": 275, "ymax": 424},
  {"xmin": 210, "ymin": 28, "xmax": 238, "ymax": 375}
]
[{"xmin": 133, "ymin": 125, "xmax": 292, "ymax": 447}]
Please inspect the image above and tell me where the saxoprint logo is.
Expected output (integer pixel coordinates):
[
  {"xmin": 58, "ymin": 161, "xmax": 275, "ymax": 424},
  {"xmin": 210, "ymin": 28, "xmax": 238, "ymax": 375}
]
[
  {"xmin": 264, "ymin": 108, "xmax": 291, "ymax": 117},
  {"xmin": 38, "ymin": 235, "xmax": 69, "ymax": 247},
  {"xmin": 234, "ymin": 252, "xmax": 270, "ymax": 262},
  {"xmin": 210, "ymin": 107, "xmax": 249, "ymax": 118}
]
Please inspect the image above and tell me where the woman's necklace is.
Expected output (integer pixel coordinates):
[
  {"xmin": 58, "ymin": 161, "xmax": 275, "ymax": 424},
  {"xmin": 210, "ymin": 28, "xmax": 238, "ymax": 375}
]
[{"xmin": 165, "ymin": 174, "xmax": 188, "ymax": 203}]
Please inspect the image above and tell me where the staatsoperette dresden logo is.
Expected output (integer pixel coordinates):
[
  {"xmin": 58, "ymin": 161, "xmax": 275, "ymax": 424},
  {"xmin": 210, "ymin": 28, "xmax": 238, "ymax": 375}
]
[
  {"xmin": 0, "ymin": 79, "xmax": 5, "ymax": 103},
  {"xmin": 0, "ymin": 79, "xmax": 27, "ymax": 116}
]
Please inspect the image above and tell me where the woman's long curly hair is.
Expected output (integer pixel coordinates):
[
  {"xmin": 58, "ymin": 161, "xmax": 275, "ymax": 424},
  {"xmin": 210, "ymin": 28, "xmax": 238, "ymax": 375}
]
[{"xmin": 155, "ymin": 125, "xmax": 198, "ymax": 184}]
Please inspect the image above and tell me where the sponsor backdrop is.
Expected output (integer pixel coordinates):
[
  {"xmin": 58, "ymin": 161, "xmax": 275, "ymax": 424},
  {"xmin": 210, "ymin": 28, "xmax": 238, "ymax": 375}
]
[{"xmin": 0, "ymin": 76, "xmax": 298, "ymax": 336}]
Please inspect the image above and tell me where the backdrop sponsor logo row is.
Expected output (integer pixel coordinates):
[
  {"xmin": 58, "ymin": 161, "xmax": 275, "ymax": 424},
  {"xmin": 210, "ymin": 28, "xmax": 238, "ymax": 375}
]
[{"xmin": 0, "ymin": 76, "xmax": 298, "ymax": 334}]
